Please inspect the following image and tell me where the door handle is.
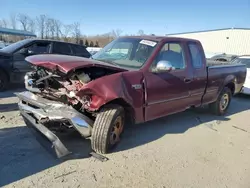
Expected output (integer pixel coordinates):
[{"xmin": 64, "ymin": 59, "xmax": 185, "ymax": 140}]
[{"xmin": 184, "ymin": 78, "xmax": 192, "ymax": 83}]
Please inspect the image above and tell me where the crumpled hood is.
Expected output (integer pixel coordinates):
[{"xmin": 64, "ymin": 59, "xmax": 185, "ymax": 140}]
[{"xmin": 25, "ymin": 54, "xmax": 128, "ymax": 73}]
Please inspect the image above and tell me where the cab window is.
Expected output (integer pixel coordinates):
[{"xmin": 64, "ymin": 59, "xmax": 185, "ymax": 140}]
[
  {"xmin": 188, "ymin": 43, "xmax": 203, "ymax": 69},
  {"xmin": 151, "ymin": 42, "xmax": 186, "ymax": 70}
]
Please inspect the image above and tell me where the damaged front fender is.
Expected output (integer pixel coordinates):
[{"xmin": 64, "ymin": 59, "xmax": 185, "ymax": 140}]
[{"xmin": 75, "ymin": 71, "xmax": 145, "ymax": 123}]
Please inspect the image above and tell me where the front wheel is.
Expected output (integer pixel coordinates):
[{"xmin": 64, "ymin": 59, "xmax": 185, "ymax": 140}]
[
  {"xmin": 91, "ymin": 105, "xmax": 125, "ymax": 154},
  {"xmin": 209, "ymin": 87, "xmax": 232, "ymax": 115}
]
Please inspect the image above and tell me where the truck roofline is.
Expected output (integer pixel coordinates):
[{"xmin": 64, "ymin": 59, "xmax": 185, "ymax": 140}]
[{"xmin": 119, "ymin": 35, "xmax": 200, "ymax": 43}]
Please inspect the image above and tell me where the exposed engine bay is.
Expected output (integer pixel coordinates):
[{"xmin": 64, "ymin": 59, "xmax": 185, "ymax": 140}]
[{"xmin": 25, "ymin": 66, "xmax": 120, "ymax": 114}]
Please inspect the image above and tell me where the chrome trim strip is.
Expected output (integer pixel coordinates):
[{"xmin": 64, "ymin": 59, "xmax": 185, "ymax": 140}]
[
  {"xmin": 147, "ymin": 95, "xmax": 189, "ymax": 106},
  {"xmin": 206, "ymin": 89, "xmax": 218, "ymax": 93},
  {"xmin": 190, "ymin": 92, "xmax": 204, "ymax": 96},
  {"xmin": 208, "ymin": 64, "xmax": 245, "ymax": 69}
]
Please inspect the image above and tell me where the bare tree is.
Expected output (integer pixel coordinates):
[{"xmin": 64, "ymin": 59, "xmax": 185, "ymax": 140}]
[
  {"xmin": 72, "ymin": 22, "xmax": 81, "ymax": 43},
  {"xmin": 137, "ymin": 29, "xmax": 144, "ymax": 36},
  {"xmin": 28, "ymin": 18, "xmax": 36, "ymax": 33},
  {"xmin": 44, "ymin": 18, "xmax": 50, "ymax": 38},
  {"xmin": 10, "ymin": 13, "xmax": 17, "ymax": 29},
  {"xmin": 48, "ymin": 18, "xmax": 56, "ymax": 39},
  {"xmin": 60, "ymin": 24, "xmax": 73, "ymax": 41},
  {"xmin": 36, "ymin": 15, "xmax": 46, "ymax": 39},
  {"xmin": 54, "ymin": 19, "xmax": 62, "ymax": 40},
  {"xmin": 0, "ymin": 19, "xmax": 9, "ymax": 28},
  {"xmin": 111, "ymin": 29, "xmax": 123, "ymax": 38},
  {"xmin": 18, "ymin": 14, "xmax": 30, "ymax": 31}
]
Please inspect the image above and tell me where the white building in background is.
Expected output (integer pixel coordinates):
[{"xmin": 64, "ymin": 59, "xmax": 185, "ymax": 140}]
[{"xmin": 167, "ymin": 28, "xmax": 250, "ymax": 56}]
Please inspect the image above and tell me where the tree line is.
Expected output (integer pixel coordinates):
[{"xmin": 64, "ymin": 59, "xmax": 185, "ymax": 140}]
[{"xmin": 0, "ymin": 13, "xmax": 146, "ymax": 47}]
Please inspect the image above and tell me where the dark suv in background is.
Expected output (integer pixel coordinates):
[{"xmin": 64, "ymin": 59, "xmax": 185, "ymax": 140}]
[{"xmin": 0, "ymin": 39, "xmax": 91, "ymax": 91}]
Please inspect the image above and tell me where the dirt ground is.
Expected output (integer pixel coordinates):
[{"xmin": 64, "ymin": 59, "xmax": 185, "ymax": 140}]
[{"xmin": 1, "ymin": 88, "xmax": 250, "ymax": 188}]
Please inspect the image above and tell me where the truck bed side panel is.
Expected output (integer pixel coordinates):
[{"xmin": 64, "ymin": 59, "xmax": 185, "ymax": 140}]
[{"xmin": 202, "ymin": 64, "xmax": 246, "ymax": 105}]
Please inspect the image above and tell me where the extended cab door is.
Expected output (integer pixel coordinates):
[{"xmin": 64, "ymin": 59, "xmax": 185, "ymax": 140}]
[
  {"xmin": 12, "ymin": 41, "xmax": 52, "ymax": 83},
  {"xmin": 186, "ymin": 42, "xmax": 207, "ymax": 106},
  {"xmin": 144, "ymin": 41, "xmax": 192, "ymax": 121}
]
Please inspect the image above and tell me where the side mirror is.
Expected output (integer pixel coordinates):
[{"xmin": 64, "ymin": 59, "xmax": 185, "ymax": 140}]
[{"xmin": 155, "ymin": 60, "xmax": 174, "ymax": 72}]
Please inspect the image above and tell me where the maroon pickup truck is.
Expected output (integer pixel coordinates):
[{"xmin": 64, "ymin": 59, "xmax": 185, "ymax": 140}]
[{"xmin": 17, "ymin": 36, "xmax": 246, "ymax": 157}]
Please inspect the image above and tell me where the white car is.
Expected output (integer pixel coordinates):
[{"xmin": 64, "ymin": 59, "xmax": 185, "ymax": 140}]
[
  {"xmin": 231, "ymin": 55, "xmax": 250, "ymax": 94},
  {"xmin": 0, "ymin": 41, "xmax": 5, "ymax": 49}
]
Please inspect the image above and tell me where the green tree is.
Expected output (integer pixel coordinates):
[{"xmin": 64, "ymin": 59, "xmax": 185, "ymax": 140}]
[
  {"xmin": 90, "ymin": 41, "xmax": 94, "ymax": 47},
  {"xmin": 85, "ymin": 39, "xmax": 89, "ymax": 47},
  {"xmin": 94, "ymin": 41, "xmax": 99, "ymax": 47}
]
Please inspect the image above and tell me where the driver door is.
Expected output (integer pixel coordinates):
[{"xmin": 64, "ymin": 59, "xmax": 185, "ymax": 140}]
[
  {"xmin": 12, "ymin": 41, "xmax": 52, "ymax": 83},
  {"xmin": 144, "ymin": 41, "xmax": 192, "ymax": 121}
]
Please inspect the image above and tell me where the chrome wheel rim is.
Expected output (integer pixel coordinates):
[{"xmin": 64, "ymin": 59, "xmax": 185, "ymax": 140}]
[{"xmin": 220, "ymin": 93, "xmax": 229, "ymax": 111}]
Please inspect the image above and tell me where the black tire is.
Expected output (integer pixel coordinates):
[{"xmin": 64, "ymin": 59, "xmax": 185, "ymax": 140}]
[
  {"xmin": 91, "ymin": 104, "xmax": 125, "ymax": 154},
  {"xmin": 209, "ymin": 87, "xmax": 232, "ymax": 116},
  {"xmin": 0, "ymin": 69, "xmax": 9, "ymax": 92}
]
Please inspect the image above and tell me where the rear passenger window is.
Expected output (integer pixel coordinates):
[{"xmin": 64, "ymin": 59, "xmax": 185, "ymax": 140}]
[
  {"xmin": 71, "ymin": 45, "xmax": 91, "ymax": 58},
  {"xmin": 53, "ymin": 42, "xmax": 71, "ymax": 55},
  {"xmin": 188, "ymin": 43, "xmax": 203, "ymax": 68},
  {"xmin": 27, "ymin": 42, "xmax": 51, "ymax": 54}
]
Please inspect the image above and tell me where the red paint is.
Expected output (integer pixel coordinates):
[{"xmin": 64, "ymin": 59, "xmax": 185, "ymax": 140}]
[
  {"xmin": 25, "ymin": 36, "xmax": 246, "ymax": 124},
  {"xmin": 26, "ymin": 54, "xmax": 127, "ymax": 73}
]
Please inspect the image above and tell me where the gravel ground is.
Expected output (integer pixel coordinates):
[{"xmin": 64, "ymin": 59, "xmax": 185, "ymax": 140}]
[{"xmin": 1, "ymin": 88, "xmax": 250, "ymax": 188}]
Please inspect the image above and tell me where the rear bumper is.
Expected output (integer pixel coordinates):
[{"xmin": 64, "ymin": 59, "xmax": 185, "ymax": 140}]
[{"xmin": 17, "ymin": 91, "xmax": 94, "ymax": 158}]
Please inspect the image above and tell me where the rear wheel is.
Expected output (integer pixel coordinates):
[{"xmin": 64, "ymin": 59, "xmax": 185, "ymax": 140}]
[
  {"xmin": 0, "ymin": 70, "xmax": 9, "ymax": 92},
  {"xmin": 209, "ymin": 87, "xmax": 232, "ymax": 115},
  {"xmin": 91, "ymin": 105, "xmax": 125, "ymax": 154}
]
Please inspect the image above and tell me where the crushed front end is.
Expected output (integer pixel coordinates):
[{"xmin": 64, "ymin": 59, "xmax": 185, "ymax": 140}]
[
  {"xmin": 16, "ymin": 55, "xmax": 127, "ymax": 157},
  {"xmin": 18, "ymin": 91, "xmax": 94, "ymax": 158},
  {"xmin": 16, "ymin": 65, "xmax": 104, "ymax": 158}
]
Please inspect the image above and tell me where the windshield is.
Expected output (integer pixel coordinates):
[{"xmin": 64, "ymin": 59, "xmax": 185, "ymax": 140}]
[
  {"xmin": 0, "ymin": 39, "xmax": 31, "ymax": 53},
  {"xmin": 92, "ymin": 37, "xmax": 158, "ymax": 69},
  {"xmin": 231, "ymin": 57, "xmax": 250, "ymax": 68}
]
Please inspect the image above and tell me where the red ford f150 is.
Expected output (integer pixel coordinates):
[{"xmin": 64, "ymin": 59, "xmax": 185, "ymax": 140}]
[{"xmin": 17, "ymin": 36, "xmax": 246, "ymax": 157}]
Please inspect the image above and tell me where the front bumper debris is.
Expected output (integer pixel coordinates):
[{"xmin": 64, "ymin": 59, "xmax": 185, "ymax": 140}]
[{"xmin": 17, "ymin": 91, "xmax": 94, "ymax": 158}]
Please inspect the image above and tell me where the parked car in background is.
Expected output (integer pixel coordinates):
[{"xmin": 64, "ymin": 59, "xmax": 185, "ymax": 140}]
[
  {"xmin": 205, "ymin": 52, "xmax": 223, "ymax": 59},
  {"xmin": 0, "ymin": 41, "xmax": 5, "ymax": 49},
  {"xmin": 231, "ymin": 55, "xmax": 250, "ymax": 95},
  {"xmin": 0, "ymin": 39, "xmax": 91, "ymax": 91},
  {"xmin": 16, "ymin": 36, "xmax": 246, "ymax": 157},
  {"xmin": 210, "ymin": 53, "xmax": 238, "ymax": 62},
  {"xmin": 87, "ymin": 47, "xmax": 102, "ymax": 55},
  {"xmin": 4, "ymin": 42, "xmax": 12, "ymax": 46}
]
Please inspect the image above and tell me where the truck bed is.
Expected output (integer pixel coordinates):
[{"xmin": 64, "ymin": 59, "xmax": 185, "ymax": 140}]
[
  {"xmin": 202, "ymin": 61, "xmax": 246, "ymax": 105},
  {"xmin": 206, "ymin": 59, "xmax": 233, "ymax": 66}
]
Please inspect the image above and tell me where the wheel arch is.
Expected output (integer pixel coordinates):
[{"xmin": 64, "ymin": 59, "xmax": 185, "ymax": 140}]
[
  {"xmin": 225, "ymin": 82, "xmax": 235, "ymax": 95},
  {"xmin": 219, "ymin": 74, "xmax": 236, "ymax": 96},
  {"xmin": 102, "ymin": 98, "xmax": 135, "ymax": 124}
]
